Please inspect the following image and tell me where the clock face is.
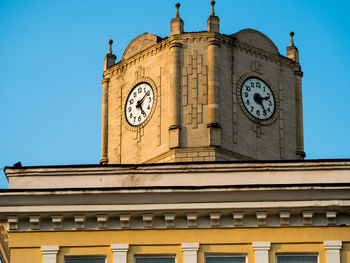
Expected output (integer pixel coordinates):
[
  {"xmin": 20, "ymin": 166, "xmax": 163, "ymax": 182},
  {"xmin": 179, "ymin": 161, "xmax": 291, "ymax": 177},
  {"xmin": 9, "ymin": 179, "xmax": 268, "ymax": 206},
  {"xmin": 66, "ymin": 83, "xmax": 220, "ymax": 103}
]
[
  {"xmin": 125, "ymin": 82, "xmax": 154, "ymax": 126},
  {"xmin": 241, "ymin": 77, "xmax": 275, "ymax": 120}
]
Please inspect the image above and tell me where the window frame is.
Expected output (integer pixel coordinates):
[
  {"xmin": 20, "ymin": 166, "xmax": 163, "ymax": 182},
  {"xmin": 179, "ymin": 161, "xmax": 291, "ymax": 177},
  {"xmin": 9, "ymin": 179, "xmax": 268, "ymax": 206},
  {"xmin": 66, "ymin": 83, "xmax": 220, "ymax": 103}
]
[
  {"xmin": 134, "ymin": 254, "xmax": 176, "ymax": 263},
  {"xmin": 205, "ymin": 253, "xmax": 247, "ymax": 263},
  {"xmin": 64, "ymin": 255, "xmax": 106, "ymax": 263},
  {"xmin": 275, "ymin": 254, "xmax": 319, "ymax": 263}
]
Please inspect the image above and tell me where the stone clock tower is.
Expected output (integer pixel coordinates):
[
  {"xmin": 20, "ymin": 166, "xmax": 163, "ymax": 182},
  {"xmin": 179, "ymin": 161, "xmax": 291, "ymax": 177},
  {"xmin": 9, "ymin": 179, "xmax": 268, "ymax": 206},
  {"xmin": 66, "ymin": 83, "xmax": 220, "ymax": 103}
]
[{"xmin": 100, "ymin": 1, "xmax": 305, "ymax": 165}]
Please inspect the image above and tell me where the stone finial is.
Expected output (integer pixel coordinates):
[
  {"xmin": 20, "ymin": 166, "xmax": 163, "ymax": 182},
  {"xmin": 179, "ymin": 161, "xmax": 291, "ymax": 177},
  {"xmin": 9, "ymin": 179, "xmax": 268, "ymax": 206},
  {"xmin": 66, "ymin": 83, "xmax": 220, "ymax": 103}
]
[
  {"xmin": 210, "ymin": 0, "xmax": 216, "ymax": 16},
  {"xmin": 108, "ymin": 39, "xmax": 113, "ymax": 54},
  {"xmin": 104, "ymin": 39, "xmax": 117, "ymax": 71},
  {"xmin": 175, "ymin": 3, "xmax": 180, "ymax": 18},
  {"xmin": 290, "ymin": 31, "xmax": 295, "ymax": 46}
]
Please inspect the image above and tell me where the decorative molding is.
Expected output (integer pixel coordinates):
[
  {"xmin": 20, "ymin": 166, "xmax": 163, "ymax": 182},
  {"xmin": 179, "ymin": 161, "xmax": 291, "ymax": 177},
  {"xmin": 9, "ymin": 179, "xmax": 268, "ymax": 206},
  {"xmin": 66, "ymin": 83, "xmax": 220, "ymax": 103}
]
[
  {"xmin": 233, "ymin": 212, "xmax": 244, "ymax": 226},
  {"xmin": 256, "ymin": 212, "xmax": 267, "ymax": 226},
  {"xmin": 7, "ymin": 216, "xmax": 18, "ymax": 231},
  {"xmin": 209, "ymin": 212, "xmax": 221, "ymax": 227},
  {"xmin": 119, "ymin": 214, "xmax": 130, "ymax": 229},
  {"xmin": 326, "ymin": 211, "xmax": 337, "ymax": 225},
  {"xmin": 164, "ymin": 213, "xmax": 176, "ymax": 228},
  {"xmin": 51, "ymin": 215, "xmax": 63, "ymax": 230},
  {"xmin": 279, "ymin": 211, "xmax": 290, "ymax": 226},
  {"xmin": 303, "ymin": 211, "xmax": 314, "ymax": 225},
  {"xmin": 142, "ymin": 214, "xmax": 153, "ymax": 228},
  {"xmin": 96, "ymin": 214, "xmax": 108, "ymax": 229},
  {"xmin": 29, "ymin": 215, "xmax": 40, "ymax": 230},
  {"xmin": 74, "ymin": 215, "xmax": 85, "ymax": 230},
  {"xmin": 186, "ymin": 213, "xmax": 198, "ymax": 228}
]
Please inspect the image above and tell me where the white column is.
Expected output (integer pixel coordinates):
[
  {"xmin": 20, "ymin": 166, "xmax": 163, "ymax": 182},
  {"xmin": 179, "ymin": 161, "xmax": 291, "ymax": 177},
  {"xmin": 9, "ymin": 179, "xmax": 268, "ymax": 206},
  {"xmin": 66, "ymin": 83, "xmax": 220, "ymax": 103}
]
[
  {"xmin": 111, "ymin": 243, "xmax": 129, "ymax": 263},
  {"xmin": 41, "ymin": 246, "xmax": 59, "ymax": 263},
  {"xmin": 181, "ymin": 243, "xmax": 199, "ymax": 263},
  {"xmin": 252, "ymin": 242, "xmax": 270, "ymax": 263},
  {"xmin": 324, "ymin": 240, "xmax": 342, "ymax": 263}
]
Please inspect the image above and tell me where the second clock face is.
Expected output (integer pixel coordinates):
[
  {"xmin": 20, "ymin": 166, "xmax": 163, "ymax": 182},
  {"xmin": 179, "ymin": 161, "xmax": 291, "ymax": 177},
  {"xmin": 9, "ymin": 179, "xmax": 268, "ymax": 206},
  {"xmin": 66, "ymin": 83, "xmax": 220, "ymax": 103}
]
[
  {"xmin": 125, "ymin": 82, "xmax": 154, "ymax": 126},
  {"xmin": 241, "ymin": 77, "xmax": 275, "ymax": 120}
]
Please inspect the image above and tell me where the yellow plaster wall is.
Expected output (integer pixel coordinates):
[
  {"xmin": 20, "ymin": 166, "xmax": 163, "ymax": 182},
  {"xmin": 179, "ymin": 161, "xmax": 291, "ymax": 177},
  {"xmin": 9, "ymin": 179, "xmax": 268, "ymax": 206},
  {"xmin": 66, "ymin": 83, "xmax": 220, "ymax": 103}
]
[{"xmin": 8, "ymin": 227, "xmax": 350, "ymax": 263}]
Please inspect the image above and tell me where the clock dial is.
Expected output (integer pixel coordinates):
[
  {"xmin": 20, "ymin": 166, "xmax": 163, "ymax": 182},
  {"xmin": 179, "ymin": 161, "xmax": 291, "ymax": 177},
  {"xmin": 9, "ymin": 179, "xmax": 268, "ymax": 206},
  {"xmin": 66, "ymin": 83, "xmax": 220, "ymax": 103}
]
[
  {"xmin": 241, "ymin": 77, "xmax": 275, "ymax": 120},
  {"xmin": 125, "ymin": 83, "xmax": 154, "ymax": 126}
]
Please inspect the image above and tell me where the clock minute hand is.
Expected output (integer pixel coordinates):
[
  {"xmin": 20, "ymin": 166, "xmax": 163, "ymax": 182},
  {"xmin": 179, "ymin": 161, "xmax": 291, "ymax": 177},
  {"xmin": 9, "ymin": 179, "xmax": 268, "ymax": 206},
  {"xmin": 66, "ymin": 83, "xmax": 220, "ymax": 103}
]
[{"xmin": 139, "ymin": 90, "xmax": 150, "ymax": 105}]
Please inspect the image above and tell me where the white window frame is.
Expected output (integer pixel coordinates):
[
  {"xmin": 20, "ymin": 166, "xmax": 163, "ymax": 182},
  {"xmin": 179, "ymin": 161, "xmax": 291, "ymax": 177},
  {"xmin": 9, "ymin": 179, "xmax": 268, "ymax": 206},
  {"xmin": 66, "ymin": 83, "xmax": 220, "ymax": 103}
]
[
  {"xmin": 205, "ymin": 253, "xmax": 247, "ymax": 263},
  {"xmin": 275, "ymin": 254, "xmax": 318, "ymax": 263}
]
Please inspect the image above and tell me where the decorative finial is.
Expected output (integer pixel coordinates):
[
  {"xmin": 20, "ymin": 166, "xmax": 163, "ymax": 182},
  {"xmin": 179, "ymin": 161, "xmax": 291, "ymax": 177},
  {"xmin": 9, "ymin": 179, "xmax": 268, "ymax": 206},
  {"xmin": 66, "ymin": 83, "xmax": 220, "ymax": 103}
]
[
  {"xmin": 108, "ymin": 39, "xmax": 113, "ymax": 54},
  {"xmin": 210, "ymin": 0, "xmax": 216, "ymax": 16},
  {"xmin": 289, "ymin": 31, "xmax": 295, "ymax": 46},
  {"xmin": 175, "ymin": 3, "xmax": 180, "ymax": 18}
]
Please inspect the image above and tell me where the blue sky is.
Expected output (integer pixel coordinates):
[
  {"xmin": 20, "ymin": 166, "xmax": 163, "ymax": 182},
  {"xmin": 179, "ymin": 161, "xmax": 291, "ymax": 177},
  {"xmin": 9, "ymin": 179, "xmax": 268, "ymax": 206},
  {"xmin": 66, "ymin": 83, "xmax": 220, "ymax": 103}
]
[{"xmin": 0, "ymin": 0, "xmax": 349, "ymax": 188}]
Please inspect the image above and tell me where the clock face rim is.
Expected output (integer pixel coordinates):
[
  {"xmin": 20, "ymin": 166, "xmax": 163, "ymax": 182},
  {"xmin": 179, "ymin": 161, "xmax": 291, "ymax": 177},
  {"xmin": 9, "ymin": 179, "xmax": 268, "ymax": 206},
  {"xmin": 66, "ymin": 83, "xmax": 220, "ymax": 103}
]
[
  {"xmin": 123, "ymin": 77, "xmax": 158, "ymax": 131},
  {"xmin": 241, "ymin": 77, "xmax": 276, "ymax": 121},
  {"xmin": 125, "ymin": 82, "xmax": 154, "ymax": 127},
  {"xmin": 237, "ymin": 73, "xmax": 279, "ymax": 126}
]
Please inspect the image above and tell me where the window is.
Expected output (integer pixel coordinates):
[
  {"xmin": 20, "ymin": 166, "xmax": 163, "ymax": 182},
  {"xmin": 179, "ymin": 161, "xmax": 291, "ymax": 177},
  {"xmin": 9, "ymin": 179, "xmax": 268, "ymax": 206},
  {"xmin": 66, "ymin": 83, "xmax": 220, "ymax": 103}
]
[
  {"xmin": 135, "ymin": 257, "xmax": 175, "ymax": 263},
  {"xmin": 206, "ymin": 256, "xmax": 246, "ymax": 263},
  {"xmin": 65, "ymin": 257, "xmax": 105, "ymax": 263},
  {"xmin": 276, "ymin": 255, "xmax": 317, "ymax": 263}
]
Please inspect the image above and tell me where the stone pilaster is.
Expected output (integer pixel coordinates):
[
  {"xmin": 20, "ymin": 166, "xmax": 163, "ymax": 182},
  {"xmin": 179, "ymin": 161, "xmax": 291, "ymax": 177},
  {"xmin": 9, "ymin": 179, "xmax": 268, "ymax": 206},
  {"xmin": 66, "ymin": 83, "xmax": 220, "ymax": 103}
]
[
  {"xmin": 169, "ymin": 41, "xmax": 182, "ymax": 148},
  {"xmin": 182, "ymin": 243, "xmax": 199, "ymax": 263},
  {"xmin": 100, "ymin": 78, "xmax": 110, "ymax": 164},
  {"xmin": 111, "ymin": 243, "xmax": 129, "ymax": 263},
  {"xmin": 207, "ymin": 38, "xmax": 221, "ymax": 146},
  {"xmin": 324, "ymin": 240, "xmax": 342, "ymax": 263},
  {"xmin": 294, "ymin": 70, "xmax": 305, "ymax": 159},
  {"xmin": 41, "ymin": 246, "xmax": 59, "ymax": 263},
  {"xmin": 253, "ymin": 242, "xmax": 270, "ymax": 263}
]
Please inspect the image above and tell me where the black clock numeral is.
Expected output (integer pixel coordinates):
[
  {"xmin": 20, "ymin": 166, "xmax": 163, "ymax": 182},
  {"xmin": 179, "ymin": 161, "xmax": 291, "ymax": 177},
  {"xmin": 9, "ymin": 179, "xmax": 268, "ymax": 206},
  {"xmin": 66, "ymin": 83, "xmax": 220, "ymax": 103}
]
[
  {"xmin": 244, "ymin": 92, "xmax": 248, "ymax": 98},
  {"xmin": 263, "ymin": 111, "xmax": 267, "ymax": 116},
  {"xmin": 138, "ymin": 87, "xmax": 142, "ymax": 94},
  {"xmin": 130, "ymin": 99, "xmax": 134, "ymax": 105},
  {"xmin": 256, "ymin": 82, "xmax": 261, "ymax": 88},
  {"xmin": 142, "ymin": 111, "xmax": 146, "ymax": 117},
  {"xmin": 246, "ymin": 99, "xmax": 250, "ymax": 105},
  {"xmin": 250, "ymin": 82, "xmax": 254, "ymax": 88},
  {"xmin": 128, "ymin": 107, "xmax": 131, "ymax": 112},
  {"xmin": 256, "ymin": 110, "xmax": 261, "ymax": 116},
  {"xmin": 130, "ymin": 113, "xmax": 133, "ymax": 118},
  {"xmin": 267, "ymin": 107, "xmax": 271, "ymax": 112},
  {"xmin": 138, "ymin": 116, "xmax": 142, "ymax": 122},
  {"xmin": 268, "ymin": 100, "xmax": 272, "ymax": 106},
  {"xmin": 246, "ymin": 86, "xmax": 251, "ymax": 92},
  {"xmin": 133, "ymin": 92, "xmax": 137, "ymax": 98},
  {"xmin": 133, "ymin": 117, "xmax": 136, "ymax": 122},
  {"xmin": 147, "ymin": 105, "xmax": 151, "ymax": 110},
  {"xmin": 148, "ymin": 97, "xmax": 152, "ymax": 102},
  {"xmin": 263, "ymin": 86, "xmax": 266, "ymax": 92},
  {"xmin": 250, "ymin": 106, "xmax": 254, "ymax": 112}
]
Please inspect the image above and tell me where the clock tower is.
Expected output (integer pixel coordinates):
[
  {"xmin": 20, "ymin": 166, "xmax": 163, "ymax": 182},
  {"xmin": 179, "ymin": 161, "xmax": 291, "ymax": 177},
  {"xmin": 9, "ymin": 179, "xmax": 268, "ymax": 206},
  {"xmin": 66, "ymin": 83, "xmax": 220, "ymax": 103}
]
[{"xmin": 100, "ymin": 1, "xmax": 305, "ymax": 165}]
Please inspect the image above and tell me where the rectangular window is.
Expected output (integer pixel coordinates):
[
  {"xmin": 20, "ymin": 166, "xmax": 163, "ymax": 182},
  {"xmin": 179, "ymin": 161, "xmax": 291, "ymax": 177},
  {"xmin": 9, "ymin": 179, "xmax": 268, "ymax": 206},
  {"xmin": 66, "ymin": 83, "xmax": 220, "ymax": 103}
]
[
  {"xmin": 65, "ymin": 257, "xmax": 105, "ymax": 263},
  {"xmin": 206, "ymin": 256, "xmax": 246, "ymax": 263},
  {"xmin": 276, "ymin": 255, "xmax": 317, "ymax": 263},
  {"xmin": 135, "ymin": 257, "xmax": 175, "ymax": 263}
]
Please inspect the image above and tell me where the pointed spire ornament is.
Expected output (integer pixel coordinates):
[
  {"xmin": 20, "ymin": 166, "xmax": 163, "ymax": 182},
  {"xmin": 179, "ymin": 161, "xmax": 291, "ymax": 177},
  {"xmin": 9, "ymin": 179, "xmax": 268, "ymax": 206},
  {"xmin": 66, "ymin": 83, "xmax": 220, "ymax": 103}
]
[
  {"xmin": 286, "ymin": 31, "xmax": 299, "ymax": 63},
  {"xmin": 108, "ymin": 39, "xmax": 113, "ymax": 54},
  {"xmin": 210, "ymin": 0, "xmax": 215, "ymax": 16},
  {"xmin": 207, "ymin": 0, "xmax": 220, "ymax": 33},
  {"xmin": 290, "ymin": 31, "xmax": 295, "ymax": 46},
  {"xmin": 104, "ymin": 39, "xmax": 116, "ymax": 71},
  {"xmin": 175, "ymin": 3, "xmax": 180, "ymax": 18},
  {"xmin": 170, "ymin": 2, "xmax": 184, "ymax": 35}
]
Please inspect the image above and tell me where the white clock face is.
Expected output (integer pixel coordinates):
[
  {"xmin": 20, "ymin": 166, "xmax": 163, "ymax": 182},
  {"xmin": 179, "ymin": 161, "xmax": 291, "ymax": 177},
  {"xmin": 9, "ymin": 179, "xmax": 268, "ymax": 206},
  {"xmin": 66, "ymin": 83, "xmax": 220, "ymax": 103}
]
[
  {"xmin": 125, "ymin": 83, "xmax": 154, "ymax": 126},
  {"xmin": 241, "ymin": 77, "xmax": 275, "ymax": 120}
]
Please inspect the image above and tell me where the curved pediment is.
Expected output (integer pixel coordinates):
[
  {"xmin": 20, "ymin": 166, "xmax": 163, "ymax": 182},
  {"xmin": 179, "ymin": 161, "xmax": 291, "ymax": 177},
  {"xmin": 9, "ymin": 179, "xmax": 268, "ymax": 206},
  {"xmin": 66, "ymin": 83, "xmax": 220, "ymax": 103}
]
[
  {"xmin": 122, "ymin": 33, "xmax": 163, "ymax": 60},
  {"xmin": 233, "ymin": 29, "xmax": 279, "ymax": 55}
]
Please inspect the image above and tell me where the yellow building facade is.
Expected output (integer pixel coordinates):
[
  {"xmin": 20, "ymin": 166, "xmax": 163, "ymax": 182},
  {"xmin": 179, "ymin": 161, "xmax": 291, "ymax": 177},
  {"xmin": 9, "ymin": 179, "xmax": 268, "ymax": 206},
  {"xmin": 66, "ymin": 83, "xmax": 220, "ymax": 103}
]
[{"xmin": 1, "ymin": 2, "xmax": 350, "ymax": 263}]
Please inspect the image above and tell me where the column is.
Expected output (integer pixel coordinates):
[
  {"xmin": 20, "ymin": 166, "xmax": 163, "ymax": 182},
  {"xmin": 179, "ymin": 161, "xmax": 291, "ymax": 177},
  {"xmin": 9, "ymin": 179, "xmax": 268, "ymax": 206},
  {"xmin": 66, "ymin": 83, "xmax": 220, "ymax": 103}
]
[
  {"xmin": 207, "ymin": 38, "xmax": 221, "ymax": 146},
  {"xmin": 100, "ymin": 78, "xmax": 109, "ymax": 164},
  {"xmin": 41, "ymin": 246, "xmax": 59, "ymax": 263},
  {"xmin": 111, "ymin": 243, "xmax": 129, "ymax": 263},
  {"xmin": 294, "ymin": 70, "xmax": 305, "ymax": 159},
  {"xmin": 324, "ymin": 240, "xmax": 342, "ymax": 263},
  {"xmin": 181, "ymin": 243, "xmax": 199, "ymax": 263},
  {"xmin": 168, "ymin": 41, "xmax": 182, "ymax": 148},
  {"xmin": 252, "ymin": 242, "xmax": 270, "ymax": 263}
]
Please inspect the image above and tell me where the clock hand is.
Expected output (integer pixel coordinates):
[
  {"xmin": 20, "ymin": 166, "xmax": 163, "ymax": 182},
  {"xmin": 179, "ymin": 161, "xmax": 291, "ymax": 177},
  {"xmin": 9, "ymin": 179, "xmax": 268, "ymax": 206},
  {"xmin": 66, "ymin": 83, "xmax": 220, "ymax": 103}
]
[{"xmin": 138, "ymin": 90, "xmax": 150, "ymax": 105}]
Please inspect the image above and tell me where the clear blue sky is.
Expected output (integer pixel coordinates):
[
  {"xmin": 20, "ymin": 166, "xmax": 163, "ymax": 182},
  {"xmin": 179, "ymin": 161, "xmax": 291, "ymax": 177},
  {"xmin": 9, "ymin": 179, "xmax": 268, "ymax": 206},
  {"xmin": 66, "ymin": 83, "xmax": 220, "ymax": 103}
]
[{"xmin": 1, "ymin": 0, "xmax": 349, "ymax": 188}]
